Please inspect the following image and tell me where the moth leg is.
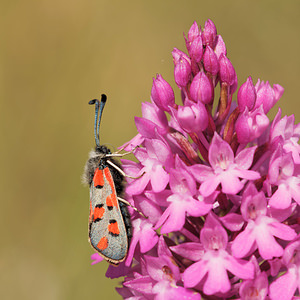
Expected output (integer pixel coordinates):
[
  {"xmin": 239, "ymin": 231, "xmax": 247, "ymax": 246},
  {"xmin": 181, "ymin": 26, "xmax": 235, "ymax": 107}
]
[
  {"xmin": 117, "ymin": 197, "xmax": 147, "ymax": 218},
  {"xmin": 107, "ymin": 160, "xmax": 145, "ymax": 179},
  {"xmin": 106, "ymin": 146, "xmax": 139, "ymax": 158}
]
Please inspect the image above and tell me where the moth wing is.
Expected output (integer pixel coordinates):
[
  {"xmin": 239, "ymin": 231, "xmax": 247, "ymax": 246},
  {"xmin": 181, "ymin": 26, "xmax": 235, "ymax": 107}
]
[{"xmin": 89, "ymin": 167, "xmax": 128, "ymax": 264}]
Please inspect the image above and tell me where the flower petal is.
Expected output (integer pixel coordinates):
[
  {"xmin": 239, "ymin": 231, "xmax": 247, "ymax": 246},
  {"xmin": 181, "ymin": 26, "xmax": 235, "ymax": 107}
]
[
  {"xmin": 269, "ymin": 270, "xmax": 298, "ymax": 300},
  {"xmin": 150, "ymin": 165, "xmax": 169, "ymax": 193},
  {"xmin": 209, "ymin": 132, "xmax": 234, "ymax": 169},
  {"xmin": 231, "ymin": 225, "xmax": 256, "ymax": 258},
  {"xmin": 203, "ymin": 256, "xmax": 230, "ymax": 294},
  {"xmin": 126, "ymin": 172, "xmax": 150, "ymax": 195},
  {"xmin": 225, "ymin": 255, "xmax": 254, "ymax": 279},
  {"xmin": 268, "ymin": 222, "xmax": 297, "ymax": 241},
  {"xmin": 269, "ymin": 184, "xmax": 291, "ymax": 209},
  {"xmin": 170, "ymin": 242, "xmax": 204, "ymax": 261},
  {"xmin": 255, "ymin": 225, "xmax": 283, "ymax": 259},
  {"xmin": 235, "ymin": 146, "xmax": 257, "ymax": 169},
  {"xmin": 199, "ymin": 176, "xmax": 221, "ymax": 197},
  {"xmin": 189, "ymin": 164, "xmax": 214, "ymax": 182},
  {"xmin": 183, "ymin": 260, "xmax": 208, "ymax": 288},
  {"xmin": 219, "ymin": 172, "xmax": 243, "ymax": 194}
]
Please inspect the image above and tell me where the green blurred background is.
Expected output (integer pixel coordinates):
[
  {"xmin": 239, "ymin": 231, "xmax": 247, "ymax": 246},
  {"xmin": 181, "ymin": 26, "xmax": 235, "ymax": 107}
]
[{"xmin": 1, "ymin": 0, "xmax": 299, "ymax": 299}]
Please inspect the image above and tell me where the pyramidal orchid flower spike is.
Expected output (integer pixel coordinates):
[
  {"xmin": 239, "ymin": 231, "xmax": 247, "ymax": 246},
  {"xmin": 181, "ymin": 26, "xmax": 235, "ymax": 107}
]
[{"xmin": 91, "ymin": 19, "xmax": 300, "ymax": 300}]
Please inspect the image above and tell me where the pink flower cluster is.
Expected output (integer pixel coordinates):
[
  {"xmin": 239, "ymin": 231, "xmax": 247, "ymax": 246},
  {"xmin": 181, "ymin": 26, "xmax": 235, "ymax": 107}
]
[{"xmin": 92, "ymin": 19, "xmax": 300, "ymax": 299}]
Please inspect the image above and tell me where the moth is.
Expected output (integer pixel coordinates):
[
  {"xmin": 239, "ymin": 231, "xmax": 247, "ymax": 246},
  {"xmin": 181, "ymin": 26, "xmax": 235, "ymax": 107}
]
[{"xmin": 83, "ymin": 94, "xmax": 132, "ymax": 265}]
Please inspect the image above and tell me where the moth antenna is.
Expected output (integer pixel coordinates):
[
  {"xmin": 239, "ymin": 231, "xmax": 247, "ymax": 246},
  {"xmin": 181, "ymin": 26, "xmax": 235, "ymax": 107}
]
[
  {"xmin": 97, "ymin": 94, "xmax": 107, "ymax": 146},
  {"xmin": 88, "ymin": 99, "xmax": 100, "ymax": 147},
  {"xmin": 89, "ymin": 94, "xmax": 107, "ymax": 147}
]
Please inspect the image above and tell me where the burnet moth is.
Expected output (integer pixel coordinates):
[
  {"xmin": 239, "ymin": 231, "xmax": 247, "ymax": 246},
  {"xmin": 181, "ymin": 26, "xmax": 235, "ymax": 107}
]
[{"xmin": 83, "ymin": 94, "xmax": 132, "ymax": 265}]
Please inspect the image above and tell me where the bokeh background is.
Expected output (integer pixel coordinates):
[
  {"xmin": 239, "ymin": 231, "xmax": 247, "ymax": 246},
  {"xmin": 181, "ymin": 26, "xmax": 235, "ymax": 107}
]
[{"xmin": 1, "ymin": 1, "xmax": 299, "ymax": 299}]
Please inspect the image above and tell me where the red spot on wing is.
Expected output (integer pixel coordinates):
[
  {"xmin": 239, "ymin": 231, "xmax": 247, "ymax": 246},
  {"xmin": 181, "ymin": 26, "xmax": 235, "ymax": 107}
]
[
  {"xmin": 106, "ymin": 193, "xmax": 118, "ymax": 207},
  {"xmin": 97, "ymin": 236, "xmax": 108, "ymax": 250},
  {"xmin": 104, "ymin": 167, "xmax": 115, "ymax": 190},
  {"xmin": 93, "ymin": 168, "xmax": 104, "ymax": 188},
  {"xmin": 94, "ymin": 205, "xmax": 105, "ymax": 221},
  {"xmin": 103, "ymin": 167, "xmax": 118, "ymax": 207},
  {"xmin": 108, "ymin": 221, "xmax": 120, "ymax": 235}
]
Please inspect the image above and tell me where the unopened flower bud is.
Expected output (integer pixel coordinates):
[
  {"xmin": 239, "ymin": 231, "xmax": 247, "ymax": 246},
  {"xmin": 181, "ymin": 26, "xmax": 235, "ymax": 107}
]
[
  {"xmin": 151, "ymin": 74, "xmax": 175, "ymax": 112},
  {"xmin": 203, "ymin": 19, "xmax": 217, "ymax": 48},
  {"xmin": 219, "ymin": 54, "xmax": 236, "ymax": 86},
  {"xmin": 177, "ymin": 99, "xmax": 208, "ymax": 132},
  {"xmin": 254, "ymin": 80, "xmax": 284, "ymax": 114},
  {"xmin": 187, "ymin": 21, "xmax": 201, "ymax": 43},
  {"xmin": 203, "ymin": 45, "xmax": 219, "ymax": 75},
  {"xmin": 172, "ymin": 47, "xmax": 190, "ymax": 63},
  {"xmin": 231, "ymin": 72, "xmax": 238, "ymax": 94},
  {"xmin": 235, "ymin": 106, "xmax": 269, "ymax": 144},
  {"xmin": 184, "ymin": 22, "xmax": 203, "ymax": 63},
  {"xmin": 237, "ymin": 76, "xmax": 256, "ymax": 112},
  {"xmin": 190, "ymin": 36, "xmax": 203, "ymax": 63},
  {"xmin": 172, "ymin": 48, "xmax": 192, "ymax": 88},
  {"xmin": 190, "ymin": 71, "xmax": 213, "ymax": 104},
  {"xmin": 214, "ymin": 35, "xmax": 227, "ymax": 58},
  {"xmin": 273, "ymin": 84, "xmax": 284, "ymax": 104}
]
